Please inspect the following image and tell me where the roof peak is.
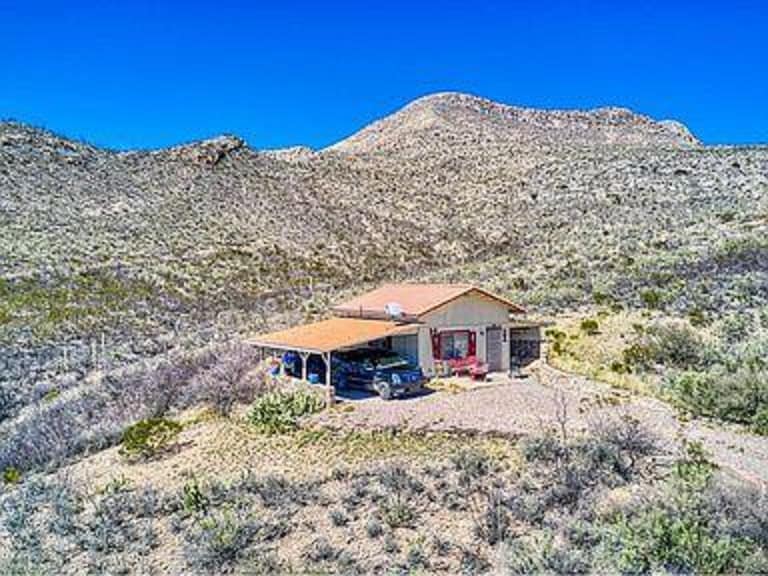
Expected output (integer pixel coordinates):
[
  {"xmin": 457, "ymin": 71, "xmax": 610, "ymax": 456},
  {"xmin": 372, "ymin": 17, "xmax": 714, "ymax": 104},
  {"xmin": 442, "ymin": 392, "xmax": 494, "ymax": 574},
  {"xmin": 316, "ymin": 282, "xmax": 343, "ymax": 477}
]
[{"xmin": 334, "ymin": 283, "xmax": 525, "ymax": 319}]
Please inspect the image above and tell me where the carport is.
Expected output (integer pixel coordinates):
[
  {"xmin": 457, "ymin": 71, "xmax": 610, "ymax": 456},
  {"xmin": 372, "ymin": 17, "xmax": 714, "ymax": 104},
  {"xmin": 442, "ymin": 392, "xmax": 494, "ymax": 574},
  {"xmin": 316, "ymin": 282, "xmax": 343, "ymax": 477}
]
[{"xmin": 247, "ymin": 317, "xmax": 420, "ymax": 405}]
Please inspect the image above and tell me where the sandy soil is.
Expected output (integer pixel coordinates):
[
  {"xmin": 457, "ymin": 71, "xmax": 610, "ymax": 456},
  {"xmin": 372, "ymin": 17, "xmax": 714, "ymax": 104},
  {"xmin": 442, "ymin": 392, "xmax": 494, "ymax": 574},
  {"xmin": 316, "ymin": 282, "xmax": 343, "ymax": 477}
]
[{"xmin": 315, "ymin": 363, "xmax": 768, "ymax": 487}]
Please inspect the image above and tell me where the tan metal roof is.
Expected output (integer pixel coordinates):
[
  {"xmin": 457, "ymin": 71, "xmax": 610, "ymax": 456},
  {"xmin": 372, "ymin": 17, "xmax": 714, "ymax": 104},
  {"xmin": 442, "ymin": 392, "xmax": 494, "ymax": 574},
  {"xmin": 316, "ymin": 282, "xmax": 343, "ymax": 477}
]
[
  {"xmin": 247, "ymin": 317, "xmax": 419, "ymax": 354},
  {"xmin": 333, "ymin": 283, "xmax": 526, "ymax": 318}
]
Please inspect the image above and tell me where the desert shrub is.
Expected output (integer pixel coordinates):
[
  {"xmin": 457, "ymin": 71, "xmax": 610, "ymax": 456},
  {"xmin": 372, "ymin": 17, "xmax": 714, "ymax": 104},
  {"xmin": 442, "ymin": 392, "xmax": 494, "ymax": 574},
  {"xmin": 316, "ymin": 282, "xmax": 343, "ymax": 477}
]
[
  {"xmin": 640, "ymin": 288, "xmax": 665, "ymax": 309},
  {"xmin": 546, "ymin": 329, "xmax": 569, "ymax": 356},
  {"xmin": 380, "ymin": 497, "xmax": 415, "ymax": 528},
  {"xmin": 241, "ymin": 549, "xmax": 284, "ymax": 575},
  {"xmin": 592, "ymin": 290, "xmax": 611, "ymax": 306},
  {"xmin": 622, "ymin": 343, "xmax": 653, "ymax": 369},
  {"xmin": 687, "ymin": 306, "xmax": 708, "ymax": 327},
  {"xmin": 703, "ymin": 478, "xmax": 768, "ymax": 549},
  {"xmin": 662, "ymin": 334, "xmax": 768, "ymax": 430},
  {"xmin": 181, "ymin": 476, "xmax": 210, "ymax": 515},
  {"xmin": 342, "ymin": 476, "xmax": 370, "ymax": 511},
  {"xmin": 303, "ymin": 537, "xmax": 338, "ymax": 564},
  {"xmin": 76, "ymin": 486, "xmax": 160, "ymax": 574},
  {"xmin": 499, "ymin": 534, "xmax": 590, "ymax": 575},
  {"xmin": 407, "ymin": 542, "xmax": 430, "ymax": 570},
  {"xmin": 460, "ymin": 547, "xmax": 490, "ymax": 574},
  {"xmin": 753, "ymin": 407, "xmax": 768, "ymax": 435},
  {"xmin": 591, "ymin": 415, "xmax": 658, "ymax": 475},
  {"xmin": 603, "ymin": 492, "xmax": 758, "ymax": 574},
  {"xmin": 365, "ymin": 517, "xmax": 383, "ymax": 538},
  {"xmin": 520, "ymin": 431, "xmax": 567, "ymax": 464},
  {"xmin": 664, "ymin": 366, "xmax": 768, "ymax": 430},
  {"xmin": 452, "ymin": 448, "xmax": 494, "ymax": 488},
  {"xmin": 185, "ymin": 509, "xmax": 260, "ymax": 572},
  {"xmin": 623, "ymin": 322, "xmax": 703, "ymax": 371},
  {"xmin": 383, "ymin": 534, "xmax": 400, "ymax": 554},
  {"xmin": 329, "ymin": 508, "xmax": 348, "ymax": 527},
  {"xmin": 580, "ymin": 318, "xmax": 599, "ymax": 335},
  {"xmin": 609, "ymin": 359, "xmax": 629, "ymax": 374},
  {"xmin": 518, "ymin": 418, "xmax": 659, "ymax": 520},
  {"xmin": 647, "ymin": 322, "xmax": 704, "ymax": 368},
  {"xmin": 3, "ymin": 466, "xmax": 21, "ymax": 484},
  {"xmin": 335, "ymin": 550, "xmax": 360, "ymax": 574},
  {"xmin": 474, "ymin": 487, "xmax": 510, "ymax": 545},
  {"xmin": 377, "ymin": 465, "xmax": 421, "ymax": 528},
  {"xmin": 119, "ymin": 417, "xmax": 182, "ymax": 460},
  {"xmin": 0, "ymin": 383, "xmax": 21, "ymax": 423},
  {"xmin": 249, "ymin": 389, "xmax": 324, "ymax": 433},
  {"xmin": 599, "ymin": 442, "xmax": 765, "ymax": 575},
  {"xmin": 197, "ymin": 343, "xmax": 268, "ymax": 416},
  {"xmin": 241, "ymin": 473, "xmax": 317, "ymax": 509},
  {"xmin": 718, "ymin": 313, "xmax": 754, "ymax": 344},
  {"xmin": 431, "ymin": 535, "xmax": 452, "ymax": 556}
]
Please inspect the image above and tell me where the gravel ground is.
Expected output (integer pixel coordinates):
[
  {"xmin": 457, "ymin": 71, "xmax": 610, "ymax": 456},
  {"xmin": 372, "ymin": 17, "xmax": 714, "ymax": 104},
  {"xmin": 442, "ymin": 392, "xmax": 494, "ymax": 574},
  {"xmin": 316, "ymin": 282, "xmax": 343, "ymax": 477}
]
[{"xmin": 315, "ymin": 364, "xmax": 768, "ymax": 486}]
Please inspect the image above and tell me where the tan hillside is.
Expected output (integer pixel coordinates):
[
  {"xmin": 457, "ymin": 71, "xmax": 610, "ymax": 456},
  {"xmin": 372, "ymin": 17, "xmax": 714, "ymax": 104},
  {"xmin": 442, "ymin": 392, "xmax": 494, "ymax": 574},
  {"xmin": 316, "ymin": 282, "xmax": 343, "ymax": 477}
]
[{"xmin": 328, "ymin": 92, "xmax": 700, "ymax": 155}]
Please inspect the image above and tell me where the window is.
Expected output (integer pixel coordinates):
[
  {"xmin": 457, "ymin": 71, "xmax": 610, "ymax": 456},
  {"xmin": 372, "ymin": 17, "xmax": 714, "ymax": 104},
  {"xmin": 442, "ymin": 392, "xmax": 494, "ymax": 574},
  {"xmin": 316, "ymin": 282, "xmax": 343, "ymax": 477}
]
[{"xmin": 438, "ymin": 331, "xmax": 473, "ymax": 360}]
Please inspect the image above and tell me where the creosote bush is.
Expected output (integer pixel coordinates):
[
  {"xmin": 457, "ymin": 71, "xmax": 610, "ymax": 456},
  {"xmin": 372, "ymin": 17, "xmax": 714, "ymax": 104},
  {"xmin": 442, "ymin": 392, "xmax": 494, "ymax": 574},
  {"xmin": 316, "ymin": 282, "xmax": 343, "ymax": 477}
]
[
  {"xmin": 579, "ymin": 318, "xmax": 599, "ymax": 335},
  {"xmin": 3, "ymin": 466, "xmax": 21, "ymax": 484},
  {"xmin": 119, "ymin": 417, "xmax": 182, "ymax": 461}
]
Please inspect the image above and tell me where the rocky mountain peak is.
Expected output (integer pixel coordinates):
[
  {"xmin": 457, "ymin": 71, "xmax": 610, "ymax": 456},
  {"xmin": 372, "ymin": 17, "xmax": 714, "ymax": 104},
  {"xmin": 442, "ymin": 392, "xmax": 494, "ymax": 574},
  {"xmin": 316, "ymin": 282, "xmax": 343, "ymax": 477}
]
[
  {"xmin": 328, "ymin": 92, "xmax": 700, "ymax": 154},
  {"xmin": 146, "ymin": 134, "xmax": 246, "ymax": 167}
]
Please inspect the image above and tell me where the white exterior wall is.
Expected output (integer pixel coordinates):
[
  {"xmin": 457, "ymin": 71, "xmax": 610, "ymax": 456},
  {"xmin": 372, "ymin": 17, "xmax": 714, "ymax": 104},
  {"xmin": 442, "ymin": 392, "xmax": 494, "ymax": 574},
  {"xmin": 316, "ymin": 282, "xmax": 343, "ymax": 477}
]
[
  {"xmin": 417, "ymin": 325, "xmax": 435, "ymax": 376},
  {"xmin": 422, "ymin": 294, "xmax": 510, "ymax": 327},
  {"xmin": 417, "ymin": 294, "xmax": 517, "ymax": 373}
]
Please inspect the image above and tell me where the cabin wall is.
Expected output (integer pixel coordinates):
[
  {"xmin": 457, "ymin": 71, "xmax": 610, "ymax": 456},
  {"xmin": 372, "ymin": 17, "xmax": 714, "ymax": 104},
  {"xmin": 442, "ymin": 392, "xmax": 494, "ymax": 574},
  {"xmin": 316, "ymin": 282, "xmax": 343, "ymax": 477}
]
[
  {"xmin": 416, "ymin": 326, "xmax": 436, "ymax": 376},
  {"xmin": 419, "ymin": 294, "xmax": 515, "ymax": 372},
  {"xmin": 422, "ymin": 294, "xmax": 510, "ymax": 327}
]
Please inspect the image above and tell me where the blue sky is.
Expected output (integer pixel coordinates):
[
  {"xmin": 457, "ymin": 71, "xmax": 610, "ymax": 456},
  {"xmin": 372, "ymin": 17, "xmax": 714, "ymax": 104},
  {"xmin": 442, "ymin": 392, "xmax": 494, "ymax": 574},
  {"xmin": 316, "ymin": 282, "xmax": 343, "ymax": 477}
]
[{"xmin": 1, "ymin": 1, "xmax": 766, "ymax": 149}]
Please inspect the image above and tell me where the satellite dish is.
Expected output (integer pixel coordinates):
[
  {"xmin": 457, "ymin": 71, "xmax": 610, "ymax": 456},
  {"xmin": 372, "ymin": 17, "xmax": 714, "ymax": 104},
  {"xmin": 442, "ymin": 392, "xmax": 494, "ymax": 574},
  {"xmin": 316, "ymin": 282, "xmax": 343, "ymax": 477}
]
[{"xmin": 384, "ymin": 302, "xmax": 403, "ymax": 319}]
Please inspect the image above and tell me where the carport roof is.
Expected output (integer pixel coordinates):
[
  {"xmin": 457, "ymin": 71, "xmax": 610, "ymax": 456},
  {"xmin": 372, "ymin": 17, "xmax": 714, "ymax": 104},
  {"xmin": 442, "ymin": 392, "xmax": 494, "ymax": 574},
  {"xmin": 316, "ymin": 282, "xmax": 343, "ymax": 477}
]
[{"xmin": 246, "ymin": 317, "xmax": 419, "ymax": 354}]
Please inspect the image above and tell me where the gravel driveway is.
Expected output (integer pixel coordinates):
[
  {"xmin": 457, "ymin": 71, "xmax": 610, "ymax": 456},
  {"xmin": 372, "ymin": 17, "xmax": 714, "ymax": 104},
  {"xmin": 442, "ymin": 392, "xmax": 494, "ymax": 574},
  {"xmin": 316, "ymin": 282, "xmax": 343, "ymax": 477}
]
[{"xmin": 314, "ymin": 364, "xmax": 768, "ymax": 486}]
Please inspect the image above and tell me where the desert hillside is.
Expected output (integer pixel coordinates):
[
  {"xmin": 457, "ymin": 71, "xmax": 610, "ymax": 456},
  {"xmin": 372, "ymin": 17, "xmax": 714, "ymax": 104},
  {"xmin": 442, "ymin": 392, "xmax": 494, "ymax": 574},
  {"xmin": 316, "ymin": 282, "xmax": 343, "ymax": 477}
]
[
  {"xmin": 1, "ymin": 93, "xmax": 768, "ymax": 574},
  {"xmin": 1, "ymin": 94, "xmax": 765, "ymax": 403}
]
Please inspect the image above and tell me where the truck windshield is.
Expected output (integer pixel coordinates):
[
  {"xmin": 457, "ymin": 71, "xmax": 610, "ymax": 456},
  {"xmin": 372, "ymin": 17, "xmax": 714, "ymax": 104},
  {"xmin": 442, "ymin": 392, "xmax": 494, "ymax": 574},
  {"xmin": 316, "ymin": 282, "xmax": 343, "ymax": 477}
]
[{"xmin": 374, "ymin": 354, "xmax": 410, "ymax": 369}]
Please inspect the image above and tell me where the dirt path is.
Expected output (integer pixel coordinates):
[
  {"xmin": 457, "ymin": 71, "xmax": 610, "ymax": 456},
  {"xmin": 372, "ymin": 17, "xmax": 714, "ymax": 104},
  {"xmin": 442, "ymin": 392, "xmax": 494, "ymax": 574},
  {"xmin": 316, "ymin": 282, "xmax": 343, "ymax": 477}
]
[{"xmin": 314, "ymin": 364, "xmax": 768, "ymax": 487}]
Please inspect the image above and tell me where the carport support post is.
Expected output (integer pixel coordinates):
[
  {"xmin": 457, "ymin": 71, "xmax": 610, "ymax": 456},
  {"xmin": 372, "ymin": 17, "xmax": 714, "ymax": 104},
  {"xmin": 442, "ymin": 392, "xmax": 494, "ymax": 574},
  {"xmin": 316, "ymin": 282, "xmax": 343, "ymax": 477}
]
[
  {"xmin": 299, "ymin": 352, "xmax": 309, "ymax": 381},
  {"xmin": 324, "ymin": 351, "xmax": 335, "ymax": 408}
]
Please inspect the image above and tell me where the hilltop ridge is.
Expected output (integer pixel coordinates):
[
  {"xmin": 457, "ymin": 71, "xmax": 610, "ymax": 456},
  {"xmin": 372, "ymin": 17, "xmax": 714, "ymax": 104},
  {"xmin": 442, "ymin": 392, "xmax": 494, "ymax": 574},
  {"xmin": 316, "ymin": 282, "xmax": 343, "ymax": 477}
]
[{"xmin": 327, "ymin": 92, "xmax": 700, "ymax": 155}]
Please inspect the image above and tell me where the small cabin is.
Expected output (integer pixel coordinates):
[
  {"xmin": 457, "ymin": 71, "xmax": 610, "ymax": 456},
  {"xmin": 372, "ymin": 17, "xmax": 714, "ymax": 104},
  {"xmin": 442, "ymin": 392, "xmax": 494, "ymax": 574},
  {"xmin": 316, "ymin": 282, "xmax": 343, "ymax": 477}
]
[{"xmin": 249, "ymin": 284, "xmax": 543, "ymax": 386}]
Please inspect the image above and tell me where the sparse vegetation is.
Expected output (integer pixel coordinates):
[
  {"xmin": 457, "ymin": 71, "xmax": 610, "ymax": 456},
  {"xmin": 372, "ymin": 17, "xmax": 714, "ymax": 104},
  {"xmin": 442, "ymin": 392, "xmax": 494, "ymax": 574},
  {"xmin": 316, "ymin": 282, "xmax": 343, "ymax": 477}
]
[{"xmin": 1, "ymin": 417, "xmax": 765, "ymax": 574}]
